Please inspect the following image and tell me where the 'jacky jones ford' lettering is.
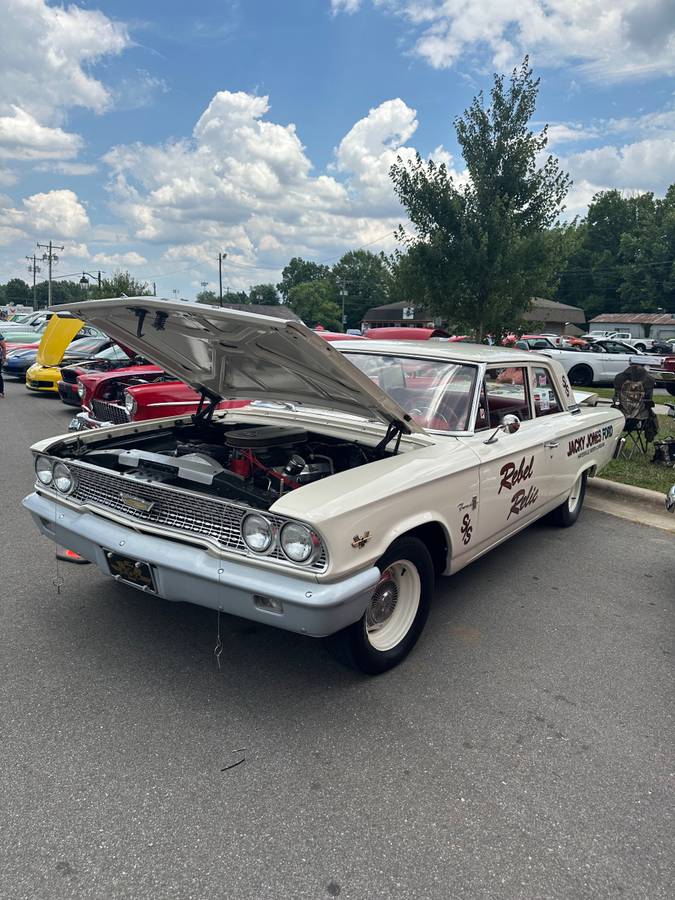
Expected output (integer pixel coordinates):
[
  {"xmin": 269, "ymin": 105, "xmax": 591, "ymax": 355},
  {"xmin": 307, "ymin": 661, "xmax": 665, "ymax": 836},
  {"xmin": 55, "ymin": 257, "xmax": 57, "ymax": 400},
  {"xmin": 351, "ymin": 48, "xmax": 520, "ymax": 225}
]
[
  {"xmin": 567, "ymin": 424, "xmax": 613, "ymax": 457},
  {"xmin": 499, "ymin": 456, "xmax": 534, "ymax": 494}
]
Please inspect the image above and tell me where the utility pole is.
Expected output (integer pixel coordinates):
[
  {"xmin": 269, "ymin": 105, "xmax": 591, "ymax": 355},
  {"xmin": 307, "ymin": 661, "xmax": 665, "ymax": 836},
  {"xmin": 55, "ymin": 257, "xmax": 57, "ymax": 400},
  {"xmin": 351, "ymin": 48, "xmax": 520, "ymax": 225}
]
[
  {"xmin": 338, "ymin": 281, "xmax": 348, "ymax": 331},
  {"xmin": 37, "ymin": 240, "xmax": 64, "ymax": 308},
  {"xmin": 25, "ymin": 254, "xmax": 41, "ymax": 310},
  {"xmin": 218, "ymin": 252, "xmax": 227, "ymax": 307}
]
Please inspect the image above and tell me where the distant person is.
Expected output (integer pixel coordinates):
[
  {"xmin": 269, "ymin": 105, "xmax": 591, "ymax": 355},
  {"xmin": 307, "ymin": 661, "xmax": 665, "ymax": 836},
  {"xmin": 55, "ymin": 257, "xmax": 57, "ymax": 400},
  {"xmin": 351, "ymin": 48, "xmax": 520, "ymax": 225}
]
[{"xmin": 0, "ymin": 329, "xmax": 7, "ymax": 397}]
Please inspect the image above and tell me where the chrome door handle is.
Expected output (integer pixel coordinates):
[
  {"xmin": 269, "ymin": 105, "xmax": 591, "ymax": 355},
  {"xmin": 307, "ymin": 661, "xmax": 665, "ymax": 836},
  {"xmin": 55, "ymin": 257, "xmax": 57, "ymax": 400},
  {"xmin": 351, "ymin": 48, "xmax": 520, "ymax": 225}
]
[{"xmin": 544, "ymin": 441, "xmax": 559, "ymax": 448}]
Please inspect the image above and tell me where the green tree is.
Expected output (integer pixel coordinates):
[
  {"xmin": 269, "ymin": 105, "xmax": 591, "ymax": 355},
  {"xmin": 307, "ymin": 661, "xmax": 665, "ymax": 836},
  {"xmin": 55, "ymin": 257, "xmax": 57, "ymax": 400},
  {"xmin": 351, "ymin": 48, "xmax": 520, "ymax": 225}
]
[
  {"xmin": 4, "ymin": 278, "xmax": 31, "ymax": 306},
  {"xmin": 277, "ymin": 257, "xmax": 331, "ymax": 302},
  {"xmin": 331, "ymin": 250, "xmax": 392, "ymax": 329},
  {"xmin": 554, "ymin": 187, "xmax": 675, "ymax": 317},
  {"xmin": 87, "ymin": 271, "xmax": 153, "ymax": 300},
  {"xmin": 287, "ymin": 281, "xmax": 342, "ymax": 330},
  {"xmin": 390, "ymin": 58, "xmax": 570, "ymax": 338},
  {"xmin": 248, "ymin": 283, "xmax": 280, "ymax": 305},
  {"xmin": 223, "ymin": 289, "xmax": 249, "ymax": 304},
  {"xmin": 36, "ymin": 279, "xmax": 84, "ymax": 307},
  {"xmin": 195, "ymin": 289, "xmax": 219, "ymax": 305}
]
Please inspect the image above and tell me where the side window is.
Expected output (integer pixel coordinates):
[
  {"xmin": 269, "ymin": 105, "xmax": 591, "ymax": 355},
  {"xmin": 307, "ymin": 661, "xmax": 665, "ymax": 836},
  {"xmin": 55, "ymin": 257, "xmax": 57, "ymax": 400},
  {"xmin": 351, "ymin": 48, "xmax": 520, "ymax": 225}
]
[
  {"xmin": 532, "ymin": 367, "xmax": 562, "ymax": 417},
  {"xmin": 482, "ymin": 367, "xmax": 532, "ymax": 427}
]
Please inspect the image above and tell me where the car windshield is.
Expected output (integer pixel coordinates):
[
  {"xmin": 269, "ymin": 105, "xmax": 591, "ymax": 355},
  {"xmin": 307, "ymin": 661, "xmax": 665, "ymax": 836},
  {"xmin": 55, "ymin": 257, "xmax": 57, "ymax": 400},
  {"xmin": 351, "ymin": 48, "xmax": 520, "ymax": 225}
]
[
  {"xmin": 343, "ymin": 352, "xmax": 478, "ymax": 432},
  {"xmin": 94, "ymin": 344, "xmax": 130, "ymax": 361},
  {"xmin": 66, "ymin": 337, "xmax": 103, "ymax": 353}
]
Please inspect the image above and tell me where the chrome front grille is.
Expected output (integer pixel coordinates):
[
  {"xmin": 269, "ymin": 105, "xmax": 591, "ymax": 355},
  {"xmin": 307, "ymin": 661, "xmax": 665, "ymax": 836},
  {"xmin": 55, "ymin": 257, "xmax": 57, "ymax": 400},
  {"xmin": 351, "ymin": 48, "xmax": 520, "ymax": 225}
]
[
  {"xmin": 91, "ymin": 399, "xmax": 129, "ymax": 425},
  {"xmin": 66, "ymin": 462, "xmax": 327, "ymax": 571}
]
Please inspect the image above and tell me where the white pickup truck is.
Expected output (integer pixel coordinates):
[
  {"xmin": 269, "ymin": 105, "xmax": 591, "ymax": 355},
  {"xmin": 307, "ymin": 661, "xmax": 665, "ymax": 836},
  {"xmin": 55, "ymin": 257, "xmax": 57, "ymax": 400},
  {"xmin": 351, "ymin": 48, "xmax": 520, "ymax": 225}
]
[{"xmin": 541, "ymin": 339, "xmax": 667, "ymax": 386}]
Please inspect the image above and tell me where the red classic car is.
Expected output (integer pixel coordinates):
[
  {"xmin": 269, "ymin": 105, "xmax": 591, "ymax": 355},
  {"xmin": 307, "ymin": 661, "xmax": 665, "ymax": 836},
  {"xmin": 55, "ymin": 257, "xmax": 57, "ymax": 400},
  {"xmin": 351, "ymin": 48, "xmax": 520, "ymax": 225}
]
[
  {"xmin": 363, "ymin": 327, "xmax": 449, "ymax": 340},
  {"xmin": 68, "ymin": 329, "xmax": 360, "ymax": 430},
  {"xmin": 58, "ymin": 345, "xmax": 141, "ymax": 406},
  {"xmin": 124, "ymin": 380, "xmax": 249, "ymax": 422},
  {"xmin": 68, "ymin": 361, "xmax": 167, "ymax": 429}
]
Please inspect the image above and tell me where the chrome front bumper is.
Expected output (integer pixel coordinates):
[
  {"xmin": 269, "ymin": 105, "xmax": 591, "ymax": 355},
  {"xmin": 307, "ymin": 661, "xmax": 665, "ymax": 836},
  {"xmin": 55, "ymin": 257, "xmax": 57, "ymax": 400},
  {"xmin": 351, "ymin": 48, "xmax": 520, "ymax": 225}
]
[
  {"xmin": 23, "ymin": 492, "xmax": 380, "ymax": 637},
  {"xmin": 68, "ymin": 411, "xmax": 105, "ymax": 431}
]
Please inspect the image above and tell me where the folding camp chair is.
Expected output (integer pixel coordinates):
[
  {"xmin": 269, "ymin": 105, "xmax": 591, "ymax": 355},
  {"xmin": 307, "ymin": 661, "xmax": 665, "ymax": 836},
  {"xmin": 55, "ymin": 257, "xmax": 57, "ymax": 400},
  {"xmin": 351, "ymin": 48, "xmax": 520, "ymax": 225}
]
[{"xmin": 613, "ymin": 363, "xmax": 658, "ymax": 459}]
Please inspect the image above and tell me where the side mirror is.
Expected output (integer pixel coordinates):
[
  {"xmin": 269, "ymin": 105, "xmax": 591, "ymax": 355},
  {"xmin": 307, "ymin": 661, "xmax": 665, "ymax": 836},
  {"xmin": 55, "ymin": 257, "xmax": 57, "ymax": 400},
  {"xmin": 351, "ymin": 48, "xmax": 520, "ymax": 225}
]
[
  {"xmin": 484, "ymin": 413, "xmax": 521, "ymax": 444},
  {"xmin": 502, "ymin": 414, "xmax": 521, "ymax": 434}
]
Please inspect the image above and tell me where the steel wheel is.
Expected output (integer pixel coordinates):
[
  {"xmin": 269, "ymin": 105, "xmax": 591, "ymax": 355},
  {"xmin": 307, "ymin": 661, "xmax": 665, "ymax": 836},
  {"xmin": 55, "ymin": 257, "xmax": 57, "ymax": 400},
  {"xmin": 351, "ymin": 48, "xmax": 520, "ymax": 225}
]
[
  {"xmin": 330, "ymin": 535, "xmax": 434, "ymax": 674},
  {"xmin": 549, "ymin": 471, "xmax": 587, "ymax": 527},
  {"xmin": 365, "ymin": 560, "xmax": 421, "ymax": 652}
]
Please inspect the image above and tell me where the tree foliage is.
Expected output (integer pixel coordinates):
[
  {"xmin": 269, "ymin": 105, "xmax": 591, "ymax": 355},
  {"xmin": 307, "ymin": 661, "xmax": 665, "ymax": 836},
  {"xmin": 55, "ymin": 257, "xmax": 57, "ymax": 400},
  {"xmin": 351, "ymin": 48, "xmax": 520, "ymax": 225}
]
[
  {"xmin": 331, "ymin": 250, "xmax": 392, "ymax": 328},
  {"xmin": 248, "ymin": 283, "xmax": 280, "ymax": 305},
  {"xmin": 555, "ymin": 187, "xmax": 675, "ymax": 317},
  {"xmin": 277, "ymin": 257, "xmax": 331, "ymax": 301},
  {"xmin": 390, "ymin": 58, "xmax": 570, "ymax": 337},
  {"xmin": 286, "ymin": 281, "xmax": 342, "ymax": 330},
  {"xmin": 85, "ymin": 271, "xmax": 154, "ymax": 300}
]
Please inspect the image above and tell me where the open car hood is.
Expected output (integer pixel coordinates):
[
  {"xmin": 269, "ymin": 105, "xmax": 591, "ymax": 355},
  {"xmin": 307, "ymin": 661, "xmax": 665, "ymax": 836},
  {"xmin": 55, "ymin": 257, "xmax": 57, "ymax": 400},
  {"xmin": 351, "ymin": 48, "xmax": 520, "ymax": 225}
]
[
  {"xmin": 53, "ymin": 298, "xmax": 424, "ymax": 433},
  {"xmin": 36, "ymin": 315, "xmax": 84, "ymax": 367}
]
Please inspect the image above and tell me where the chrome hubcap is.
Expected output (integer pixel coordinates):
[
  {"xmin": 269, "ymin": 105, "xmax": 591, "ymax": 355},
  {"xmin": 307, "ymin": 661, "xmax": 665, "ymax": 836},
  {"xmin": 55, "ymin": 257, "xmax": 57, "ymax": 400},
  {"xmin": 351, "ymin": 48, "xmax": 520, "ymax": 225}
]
[{"xmin": 365, "ymin": 560, "xmax": 420, "ymax": 652}]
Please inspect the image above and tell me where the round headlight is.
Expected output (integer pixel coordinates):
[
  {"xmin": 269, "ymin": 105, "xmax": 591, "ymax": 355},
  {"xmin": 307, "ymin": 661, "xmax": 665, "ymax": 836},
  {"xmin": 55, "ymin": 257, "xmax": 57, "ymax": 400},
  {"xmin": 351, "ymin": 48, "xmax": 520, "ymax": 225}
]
[
  {"xmin": 77, "ymin": 382, "xmax": 85, "ymax": 398},
  {"xmin": 35, "ymin": 455, "xmax": 53, "ymax": 485},
  {"xmin": 280, "ymin": 522, "xmax": 317, "ymax": 563},
  {"xmin": 53, "ymin": 461, "xmax": 75, "ymax": 494},
  {"xmin": 242, "ymin": 514, "xmax": 273, "ymax": 553},
  {"xmin": 124, "ymin": 391, "xmax": 137, "ymax": 416}
]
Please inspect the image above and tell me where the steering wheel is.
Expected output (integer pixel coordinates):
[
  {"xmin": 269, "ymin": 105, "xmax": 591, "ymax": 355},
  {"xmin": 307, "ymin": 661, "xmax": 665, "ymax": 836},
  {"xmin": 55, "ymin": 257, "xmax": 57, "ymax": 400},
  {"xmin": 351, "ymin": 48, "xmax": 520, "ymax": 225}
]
[{"xmin": 411, "ymin": 409, "xmax": 459, "ymax": 431}]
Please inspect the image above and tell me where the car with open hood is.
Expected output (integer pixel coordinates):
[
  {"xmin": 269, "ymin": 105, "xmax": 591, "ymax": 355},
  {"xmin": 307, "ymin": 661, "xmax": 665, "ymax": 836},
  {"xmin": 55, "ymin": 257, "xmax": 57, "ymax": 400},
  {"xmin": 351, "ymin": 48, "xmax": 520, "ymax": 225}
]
[
  {"xmin": 68, "ymin": 329, "xmax": 366, "ymax": 428},
  {"xmin": 24, "ymin": 298, "xmax": 624, "ymax": 674},
  {"xmin": 4, "ymin": 333, "xmax": 114, "ymax": 381},
  {"xmin": 24, "ymin": 315, "xmax": 104, "ymax": 393},
  {"xmin": 57, "ymin": 344, "xmax": 136, "ymax": 406}
]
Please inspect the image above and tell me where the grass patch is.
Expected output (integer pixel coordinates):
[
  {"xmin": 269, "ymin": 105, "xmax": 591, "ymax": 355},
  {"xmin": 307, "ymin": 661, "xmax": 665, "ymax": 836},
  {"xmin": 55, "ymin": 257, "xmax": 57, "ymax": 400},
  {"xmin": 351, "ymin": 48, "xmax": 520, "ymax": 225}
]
[
  {"xmin": 589, "ymin": 386, "xmax": 674, "ymax": 401},
  {"xmin": 601, "ymin": 414, "xmax": 675, "ymax": 493}
]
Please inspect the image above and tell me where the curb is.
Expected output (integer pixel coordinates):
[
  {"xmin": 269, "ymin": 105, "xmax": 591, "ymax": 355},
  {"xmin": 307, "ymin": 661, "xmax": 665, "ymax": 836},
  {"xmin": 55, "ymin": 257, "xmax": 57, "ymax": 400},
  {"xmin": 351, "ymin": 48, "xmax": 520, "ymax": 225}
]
[
  {"xmin": 586, "ymin": 476, "xmax": 675, "ymax": 534},
  {"xmin": 587, "ymin": 477, "xmax": 668, "ymax": 510}
]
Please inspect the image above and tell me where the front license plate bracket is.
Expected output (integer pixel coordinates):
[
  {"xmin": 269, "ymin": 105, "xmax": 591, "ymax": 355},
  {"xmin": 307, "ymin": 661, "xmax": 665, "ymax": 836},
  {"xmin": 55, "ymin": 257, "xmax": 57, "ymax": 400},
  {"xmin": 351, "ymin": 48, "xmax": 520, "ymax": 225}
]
[{"xmin": 105, "ymin": 550, "xmax": 157, "ymax": 593}]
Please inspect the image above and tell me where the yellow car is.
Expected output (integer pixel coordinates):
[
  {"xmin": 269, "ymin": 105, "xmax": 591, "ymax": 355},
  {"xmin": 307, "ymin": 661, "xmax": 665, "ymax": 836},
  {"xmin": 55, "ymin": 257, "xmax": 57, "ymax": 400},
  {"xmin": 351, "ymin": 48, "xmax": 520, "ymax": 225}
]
[{"xmin": 25, "ymin": 315, "xmax": 85, "ymax": 393}]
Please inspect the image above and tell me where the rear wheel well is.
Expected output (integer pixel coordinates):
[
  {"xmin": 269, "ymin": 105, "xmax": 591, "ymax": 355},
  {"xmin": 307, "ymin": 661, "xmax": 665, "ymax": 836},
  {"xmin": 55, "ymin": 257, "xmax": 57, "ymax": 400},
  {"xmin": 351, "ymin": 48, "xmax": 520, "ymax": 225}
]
[{"xmin": 401, "ymin": 523, "xmax": 449, "ymax": 577}]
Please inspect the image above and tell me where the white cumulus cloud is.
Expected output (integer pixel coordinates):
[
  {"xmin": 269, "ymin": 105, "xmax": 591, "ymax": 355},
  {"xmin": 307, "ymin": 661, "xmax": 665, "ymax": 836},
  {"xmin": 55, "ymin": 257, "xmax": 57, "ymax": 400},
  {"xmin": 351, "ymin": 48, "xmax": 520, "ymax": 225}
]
[
  {"xmin": 91, "ymin": 251, "xmax": 148, "ymax": 267},
  {"xmin": 0, "ymin": 1, "xmax": 130, "ymax": 166},
  {"xmin": 1, "ymin": 189, "xmax": 90, "ymax": 240},
  {"xmin": 0, "ymin": 107, "xmax": 82, "ymax": 161},
  {"xmin": 1, "ymin": 0, "xmax": 130, "ymax": 123},
  {"xmin": 333, "ymin": 0, "xmax": 675, "ymax": 81}
]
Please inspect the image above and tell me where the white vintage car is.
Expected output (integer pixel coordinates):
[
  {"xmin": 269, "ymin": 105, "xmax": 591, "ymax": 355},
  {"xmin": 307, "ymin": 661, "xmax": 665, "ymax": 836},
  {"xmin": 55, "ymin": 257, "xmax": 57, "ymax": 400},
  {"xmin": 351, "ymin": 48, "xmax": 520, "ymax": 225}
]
[
  {"xmin": 540, "ymin": 339, "xmax": 667, "ymax": 386},
  {"xmin": 24, "ymin": 300, "xmax": 624, "ymax": 674}
]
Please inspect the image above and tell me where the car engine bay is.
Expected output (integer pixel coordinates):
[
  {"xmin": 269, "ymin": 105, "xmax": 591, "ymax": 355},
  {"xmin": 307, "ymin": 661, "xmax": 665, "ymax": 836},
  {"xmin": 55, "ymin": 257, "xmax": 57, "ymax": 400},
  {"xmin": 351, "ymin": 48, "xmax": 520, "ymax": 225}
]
[{"xmin": 57, "ymin": 421, "xmax": 394, "ymax": 510}]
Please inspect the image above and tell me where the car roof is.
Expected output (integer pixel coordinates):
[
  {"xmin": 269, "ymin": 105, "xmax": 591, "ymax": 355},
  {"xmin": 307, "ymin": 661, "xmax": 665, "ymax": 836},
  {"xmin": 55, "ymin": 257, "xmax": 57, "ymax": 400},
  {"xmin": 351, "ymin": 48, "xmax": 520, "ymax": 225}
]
[{"xmin": 336, "ymin": 338, "xmax": 551, "ymax": 365}]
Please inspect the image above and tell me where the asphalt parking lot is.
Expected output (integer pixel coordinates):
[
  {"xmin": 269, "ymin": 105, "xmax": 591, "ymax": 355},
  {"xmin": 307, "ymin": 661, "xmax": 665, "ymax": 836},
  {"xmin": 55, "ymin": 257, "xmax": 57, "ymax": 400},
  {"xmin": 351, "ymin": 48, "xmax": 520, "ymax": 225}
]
[{"xmin": 1, "ymin": 378, "xmax": 672, "ymax": 900}]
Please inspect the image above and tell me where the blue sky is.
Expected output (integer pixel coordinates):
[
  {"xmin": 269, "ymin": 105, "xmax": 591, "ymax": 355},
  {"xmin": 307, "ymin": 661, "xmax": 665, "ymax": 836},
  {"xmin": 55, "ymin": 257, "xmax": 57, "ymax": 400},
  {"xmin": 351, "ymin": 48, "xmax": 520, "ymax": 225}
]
[{"xmin": 1, "ymin": 0, "xmax": 674, "ymax": 298}]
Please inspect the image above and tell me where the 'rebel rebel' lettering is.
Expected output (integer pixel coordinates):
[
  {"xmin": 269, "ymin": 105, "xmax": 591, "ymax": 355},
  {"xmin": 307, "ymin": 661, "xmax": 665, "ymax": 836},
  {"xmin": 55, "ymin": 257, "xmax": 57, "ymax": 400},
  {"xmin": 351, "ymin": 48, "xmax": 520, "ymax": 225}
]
[{"xmin": 498, "ymin": 456, "xmax": 534, "ymax": 494}]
